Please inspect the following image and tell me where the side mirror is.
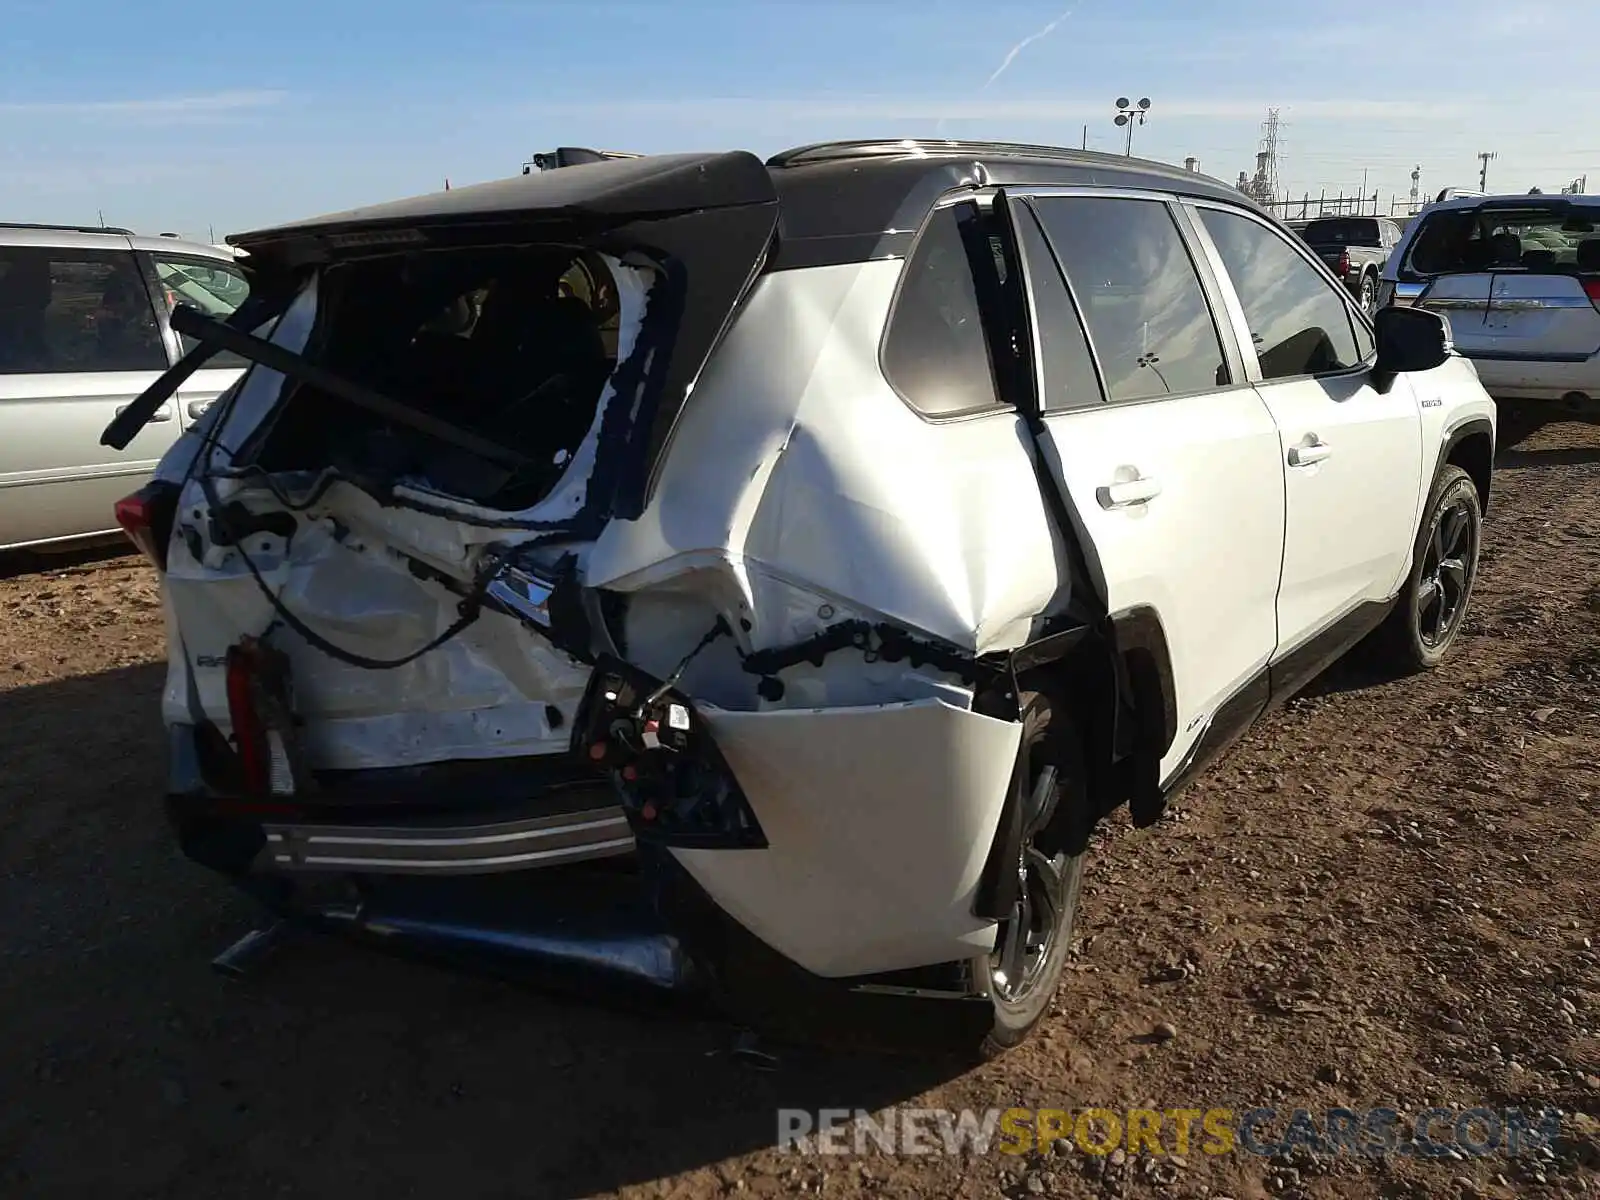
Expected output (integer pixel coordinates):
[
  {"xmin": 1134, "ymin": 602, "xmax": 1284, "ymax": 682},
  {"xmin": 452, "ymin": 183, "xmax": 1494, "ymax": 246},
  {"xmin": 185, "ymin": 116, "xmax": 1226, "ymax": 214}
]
[{"xmin": 1373, "ymin": 305, "xmax": 1452, "ymax": 384}]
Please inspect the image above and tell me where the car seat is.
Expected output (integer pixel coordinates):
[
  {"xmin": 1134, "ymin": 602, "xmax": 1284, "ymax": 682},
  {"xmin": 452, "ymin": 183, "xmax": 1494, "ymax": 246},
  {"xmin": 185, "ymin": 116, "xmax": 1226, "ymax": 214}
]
[
  {"xmin": 1487, "ymin": 232, "xmax": 1523, "ymax": 267},
  {"xmin": 95, "ymin": 272, "xmax": 164, "ymax": 369}
]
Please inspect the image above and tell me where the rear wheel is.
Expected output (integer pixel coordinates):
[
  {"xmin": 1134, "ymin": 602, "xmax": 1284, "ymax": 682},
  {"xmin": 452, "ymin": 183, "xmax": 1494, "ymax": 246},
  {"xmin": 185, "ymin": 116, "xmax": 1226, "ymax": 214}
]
[
  {"xmin": 1359, "ymin": 271, "xmax": 1378, "ymax": 314},
  {"xmin": 969, "ymin": 690, "xmax": 1088, "ymax": 1058},
  {"xmin": 1371, "ymin": 465, "xmax": 1482, "ymax": 672}
]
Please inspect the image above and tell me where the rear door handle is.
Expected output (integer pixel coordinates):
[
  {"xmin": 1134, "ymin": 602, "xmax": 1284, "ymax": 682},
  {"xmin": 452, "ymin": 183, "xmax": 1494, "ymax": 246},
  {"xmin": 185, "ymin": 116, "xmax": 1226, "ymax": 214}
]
[
  {"xmin": 117, "ymin": 402, "xmax": 171, "ymax": 423},
  {"xmin": 1096, "ymin": 476, "xmax": 1162, "ymax": 509},
  {"xmin": 1287, "ymin": 440, "xmax": 1332, "ymax": 467}
]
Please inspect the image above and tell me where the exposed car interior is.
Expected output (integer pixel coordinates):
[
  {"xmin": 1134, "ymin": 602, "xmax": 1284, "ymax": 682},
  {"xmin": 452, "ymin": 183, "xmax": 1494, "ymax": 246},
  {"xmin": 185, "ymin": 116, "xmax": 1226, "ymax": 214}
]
[{"xmin": 248, "ymin": 247, "xmax": 624, "ymax": 510}]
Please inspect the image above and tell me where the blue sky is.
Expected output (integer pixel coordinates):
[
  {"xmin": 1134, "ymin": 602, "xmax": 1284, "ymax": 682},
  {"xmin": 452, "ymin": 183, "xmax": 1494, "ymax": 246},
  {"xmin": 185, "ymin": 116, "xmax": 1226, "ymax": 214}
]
[{"xmin": 2, "ymin": 0, "xmax": 1594, "ymax": 241}]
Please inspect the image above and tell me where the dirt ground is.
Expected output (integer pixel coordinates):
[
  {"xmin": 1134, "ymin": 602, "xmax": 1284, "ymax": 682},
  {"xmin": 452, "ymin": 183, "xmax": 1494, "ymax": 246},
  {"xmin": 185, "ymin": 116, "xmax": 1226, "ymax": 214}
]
[{"xmin": 1, "ymin": 416, "xmax": 1597, "ymax": 1200}]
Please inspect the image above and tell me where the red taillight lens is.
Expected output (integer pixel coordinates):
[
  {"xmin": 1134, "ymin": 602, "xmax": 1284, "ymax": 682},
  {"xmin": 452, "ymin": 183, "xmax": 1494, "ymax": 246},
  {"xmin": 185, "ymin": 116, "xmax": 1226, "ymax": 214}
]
[
  {"xmin": 1337, "ymin": 250, "xmax": 1351, "ymax": 274},
  {"xmin": 222, "ymin": 639, "xmax": 305, "ymax": 799},
  {"xmin": 225, "ymin": 645, "xmax": 269, "ymax": 795},
  {"xmin": 1583, "ymin": 278, "xmax": 1600, "ymax": 311},
  {"xmin": 113, "ymin": 481, "xmax": 179, "ymax": 570}
]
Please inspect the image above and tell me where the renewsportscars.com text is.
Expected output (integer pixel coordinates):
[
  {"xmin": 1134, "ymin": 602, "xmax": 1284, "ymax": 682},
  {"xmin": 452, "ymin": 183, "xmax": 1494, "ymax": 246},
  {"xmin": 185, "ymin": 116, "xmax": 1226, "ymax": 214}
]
[{"xmin": 776, "ymin": 1105, "xmax": 1564, "ymax": 1159}]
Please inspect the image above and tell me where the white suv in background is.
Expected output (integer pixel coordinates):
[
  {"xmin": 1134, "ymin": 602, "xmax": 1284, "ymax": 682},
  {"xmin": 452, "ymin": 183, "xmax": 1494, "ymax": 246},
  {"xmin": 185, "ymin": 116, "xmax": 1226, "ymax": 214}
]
[
  {"xmin": 108, "ymin": 141, "xmax": 1496, "ymax": 1056},
  {"xmin": 1380, "ymin": 193, "xmax": 1600, "ymax": 419},
  {"xmin": 0, "ymin": 223, "xmax": 249, "ymax": 552}
]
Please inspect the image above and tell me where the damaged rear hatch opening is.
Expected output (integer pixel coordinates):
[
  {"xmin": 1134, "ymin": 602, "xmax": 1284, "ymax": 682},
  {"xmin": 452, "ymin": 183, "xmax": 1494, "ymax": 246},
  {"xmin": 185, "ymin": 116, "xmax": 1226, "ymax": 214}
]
[
  {"xmin": 114, "ymin": 151, "xmax": 779, "ymax": 777},
  {"xmin": 108, "ymin": 147, "xmax": 1097, "ymax": 1054}
]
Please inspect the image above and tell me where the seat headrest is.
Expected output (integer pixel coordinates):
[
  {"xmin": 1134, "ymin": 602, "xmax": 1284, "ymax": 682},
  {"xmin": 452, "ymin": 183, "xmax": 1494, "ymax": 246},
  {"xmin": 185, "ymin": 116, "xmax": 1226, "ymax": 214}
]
[
  {"xmin": 1488, "ymin": 232, "xmax": 1522, "ymax": 265},
  {"xmin": 1577, "ymin": 238, "xmax": 1600, "ymax": 272}
]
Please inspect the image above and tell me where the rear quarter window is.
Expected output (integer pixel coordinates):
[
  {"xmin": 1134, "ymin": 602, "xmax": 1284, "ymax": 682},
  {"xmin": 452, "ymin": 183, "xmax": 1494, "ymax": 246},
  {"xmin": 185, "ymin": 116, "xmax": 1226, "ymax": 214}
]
[{"xmin": 881, "ymin": 205, "xmax": 1005, "ymax": 417}]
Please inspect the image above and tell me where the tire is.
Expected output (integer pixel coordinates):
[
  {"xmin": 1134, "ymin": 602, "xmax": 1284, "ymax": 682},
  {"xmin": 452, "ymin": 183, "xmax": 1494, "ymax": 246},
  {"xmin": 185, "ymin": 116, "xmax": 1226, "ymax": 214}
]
[
  {"xmin": 968, "ymin": 689, "xmax": 1089, "ymax": 1058},
  {"xmin": 1359, "ymin": 271, "xmax": 1378, "ymax": 314},
  {"xmin": 1371, "ymin": 465, "xmax": 1483, "ymax": 672}
]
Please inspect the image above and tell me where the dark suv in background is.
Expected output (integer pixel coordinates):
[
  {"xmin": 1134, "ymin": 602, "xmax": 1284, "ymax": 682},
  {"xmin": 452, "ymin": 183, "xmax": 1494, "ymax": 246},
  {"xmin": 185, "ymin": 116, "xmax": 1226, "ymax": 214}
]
[{"xmin": 1296, "ymin": 216, "xmax": 1404, "ymax": 313}]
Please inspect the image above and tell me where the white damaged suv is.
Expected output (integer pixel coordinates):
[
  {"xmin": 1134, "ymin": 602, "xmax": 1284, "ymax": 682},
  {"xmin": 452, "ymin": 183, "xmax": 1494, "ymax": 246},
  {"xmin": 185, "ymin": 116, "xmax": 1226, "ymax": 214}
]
[{"xmin": 106, "ymin": 141, "xmax": 1496, "ymax": 1056}]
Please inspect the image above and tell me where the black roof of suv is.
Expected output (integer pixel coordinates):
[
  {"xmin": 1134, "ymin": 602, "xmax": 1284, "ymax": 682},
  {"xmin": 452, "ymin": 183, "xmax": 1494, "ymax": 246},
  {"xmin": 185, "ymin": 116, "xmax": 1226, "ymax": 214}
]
[{"xmin": 232, "ymin": 140, "xmax": 1265, "ymax": 272}]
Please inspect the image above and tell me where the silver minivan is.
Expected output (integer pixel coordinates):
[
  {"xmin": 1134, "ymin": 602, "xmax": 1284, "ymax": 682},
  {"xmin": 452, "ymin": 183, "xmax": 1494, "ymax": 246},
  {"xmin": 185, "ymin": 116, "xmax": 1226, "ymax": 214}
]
[{"xmin": 0, "ymin": 224, "xmax": 248, "ymax": 552}]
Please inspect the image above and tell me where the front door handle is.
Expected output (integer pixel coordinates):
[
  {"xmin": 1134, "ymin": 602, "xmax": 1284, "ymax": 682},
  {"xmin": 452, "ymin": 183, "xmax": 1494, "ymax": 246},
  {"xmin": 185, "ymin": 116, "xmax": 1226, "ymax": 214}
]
[
  {"xmin": 1097, "ymin": 476, "xmax": 1162, "ymax": 509},
  {"xmin": 1287, "ymin": 439, "xmax": 1332, "ymax": 468},
  {"xmin": 117, "ymin": 402, "xmax": 171, "ymax": 423},
  {"xmin": 187, "ymin": 399, "xmax": 213, "ymax": 420}
]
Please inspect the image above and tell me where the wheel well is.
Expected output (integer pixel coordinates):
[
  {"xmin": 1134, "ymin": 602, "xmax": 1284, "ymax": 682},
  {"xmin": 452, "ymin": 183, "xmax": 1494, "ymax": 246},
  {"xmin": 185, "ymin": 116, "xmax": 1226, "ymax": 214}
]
[
  {"xmin": 1447, "ymin": 430, "xmax": 1493, "ymax": 514},
  {"xmin": 1010, "ymin": 610, "xmax": 1176, "ymax": 830}
]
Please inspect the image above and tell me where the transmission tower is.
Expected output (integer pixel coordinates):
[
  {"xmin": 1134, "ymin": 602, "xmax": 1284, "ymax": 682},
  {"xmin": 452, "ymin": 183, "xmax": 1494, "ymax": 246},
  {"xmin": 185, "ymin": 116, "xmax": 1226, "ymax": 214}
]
[{"xmin": 1248, "ymin": 108, "xmax": 1282, "ymax": 205}]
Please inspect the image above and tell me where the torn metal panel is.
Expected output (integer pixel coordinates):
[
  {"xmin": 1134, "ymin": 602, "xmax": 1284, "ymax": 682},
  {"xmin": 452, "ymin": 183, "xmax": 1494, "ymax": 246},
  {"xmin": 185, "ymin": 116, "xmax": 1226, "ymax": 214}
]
[
  {"xmin": 162, "ymin": 515, "xmax": 591, "ymax": 768},
  {"xmin": 671, "ymin": 697, "xmax": 1022, "ymax": 977}
]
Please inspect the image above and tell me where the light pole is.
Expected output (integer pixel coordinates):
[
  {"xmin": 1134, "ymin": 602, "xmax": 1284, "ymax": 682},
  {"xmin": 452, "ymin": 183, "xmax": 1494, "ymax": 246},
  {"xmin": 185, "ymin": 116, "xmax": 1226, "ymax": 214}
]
[
  {"xmin": 1114, "ymin": 97, "xmax": 1151, "ymax": 157},
  {"xmin": 1477, "ymin": 150, "xmax": 1497, "ymax": 193}
]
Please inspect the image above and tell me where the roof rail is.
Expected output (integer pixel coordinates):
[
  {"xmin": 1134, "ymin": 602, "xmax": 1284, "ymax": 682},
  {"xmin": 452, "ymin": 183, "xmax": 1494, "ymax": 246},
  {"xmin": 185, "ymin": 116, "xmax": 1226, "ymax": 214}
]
[
  {"xmin": 767, "ymin": 138, "xmax": 1122, "ymax": 168},
  {"xmin": 521, "ymin": 147, "xmax": 644, "ymax": 175},
  {"xmin": 0, "ymin": 220, "xmax": 135, "ymax": 236}
]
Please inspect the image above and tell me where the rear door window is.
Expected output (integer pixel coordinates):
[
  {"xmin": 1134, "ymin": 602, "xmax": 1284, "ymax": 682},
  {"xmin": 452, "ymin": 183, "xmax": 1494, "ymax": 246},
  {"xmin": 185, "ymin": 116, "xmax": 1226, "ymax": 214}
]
[
  {"xmin": 1198, "ymin": 207, "xmax": 1365, "ymax": 380},
  {"xmin": 1028, "ymin": 196, "xmax": 1229, "ymax": 403},
  {"xmin": 882, "ymin": 204, "xmax": 1006, "ymax": 417},
  {"xmin": 0, "ymin": 247, "xmax": 166, "ymax": 374}
]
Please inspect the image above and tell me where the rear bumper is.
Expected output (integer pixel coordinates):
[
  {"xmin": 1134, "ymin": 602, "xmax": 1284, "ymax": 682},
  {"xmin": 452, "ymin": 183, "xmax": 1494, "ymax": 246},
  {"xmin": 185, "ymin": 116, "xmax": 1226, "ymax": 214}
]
[
  {"xmin": 164, "ymin": 722, "xmax": 634, "ymax": 877},
  {"xmin": 1466, "ymin": 352, "xmax": 1600, "ymax": 401},
  {"xmin": 260, "ymin": 807, "xmax": 634, "ymax": 875},
  {"xmin": 162, "ymin": 657, "xmax": 1022, "ymax": 1033},
  {"xmin": 164, "ymin": 718, "xmax": 993, "ymax": 1047}
]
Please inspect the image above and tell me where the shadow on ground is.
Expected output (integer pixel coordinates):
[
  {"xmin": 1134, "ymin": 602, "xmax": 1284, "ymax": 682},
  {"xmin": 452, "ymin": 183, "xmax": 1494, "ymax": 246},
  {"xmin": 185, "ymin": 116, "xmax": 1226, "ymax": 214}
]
[
  {"xmin": 1495, "ymin": 444, "xmax": 1600, "ymax": 468},
  {"xmin": 0, "ymin": 539, "xmax": 130, "ymax": 580},
  {"xmin": 0, "ymin": 664, "xmax": 961, "ymax": 1200}
]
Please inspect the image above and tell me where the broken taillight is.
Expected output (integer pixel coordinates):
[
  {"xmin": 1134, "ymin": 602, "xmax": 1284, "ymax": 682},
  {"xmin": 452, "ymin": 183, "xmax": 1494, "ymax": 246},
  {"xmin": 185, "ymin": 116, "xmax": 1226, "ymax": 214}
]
[
  {"xmin": 113, "ymin": 481, "xmax": 180, "ymax": 571},
  {"xmin": 224, "ymin": 639, "xmax": 312, "ymax": 799},
  {"xmin": 225, "ymin": 647, "xmax": 269, "ymax": 794},
  {"xmin": 574, "ymin": 658, "xmax": 767, "ymax": 850}
]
